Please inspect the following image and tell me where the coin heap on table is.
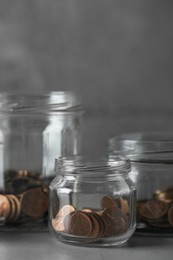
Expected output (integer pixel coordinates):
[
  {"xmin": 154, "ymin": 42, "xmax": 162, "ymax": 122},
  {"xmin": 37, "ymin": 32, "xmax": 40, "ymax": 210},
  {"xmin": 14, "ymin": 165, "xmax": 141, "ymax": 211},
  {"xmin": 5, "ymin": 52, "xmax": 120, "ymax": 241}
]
[
  {"xmin": 137, "ymin": 187, "xmax": 173, "ymax": 229},
  {"xmin": 51, "ymin": 195, "xmax": 129, "ymax": 238},
  {"xmin": 0, "ymin": 187, "xmax": 48, "ymax": 224}
]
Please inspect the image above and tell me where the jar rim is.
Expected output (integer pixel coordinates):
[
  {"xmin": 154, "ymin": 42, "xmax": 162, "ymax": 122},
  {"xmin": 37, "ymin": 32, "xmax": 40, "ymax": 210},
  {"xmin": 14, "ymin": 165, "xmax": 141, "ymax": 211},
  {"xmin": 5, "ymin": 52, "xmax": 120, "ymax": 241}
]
[
  {"xmin": 110, "ymin": 132, "xmax": 173, "ymax": 143},
  {"xmin": 55, "ymin": 155, "xmax": 131, "ymax": 175},
  {"xmin": 109, "ymin": 132, "xmax": 173, "ymax": 164},
  {"xmin": 0, "ymin": 91, "xmax": 83, "ymax": 114}
]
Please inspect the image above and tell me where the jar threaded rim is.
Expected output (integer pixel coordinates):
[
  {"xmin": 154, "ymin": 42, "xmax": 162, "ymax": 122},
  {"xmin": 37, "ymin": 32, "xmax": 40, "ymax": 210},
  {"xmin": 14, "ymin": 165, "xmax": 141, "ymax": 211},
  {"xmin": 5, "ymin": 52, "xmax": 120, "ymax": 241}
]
[{"xmin": 54, "ymin": 155, "xmax": 131, "ymax": 176}]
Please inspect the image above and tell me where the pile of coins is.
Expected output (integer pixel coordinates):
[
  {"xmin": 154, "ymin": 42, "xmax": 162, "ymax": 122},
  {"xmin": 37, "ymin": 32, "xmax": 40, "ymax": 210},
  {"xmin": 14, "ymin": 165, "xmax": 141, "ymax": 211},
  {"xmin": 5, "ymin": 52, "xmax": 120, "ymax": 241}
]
[
  {"xmin": 137, "ymin": 187, "xmax": 173, "ymax": 229},
  {"xmin": 0, "ymin": 194, "xmax": 20, "ymax": 222},
  {"xmin": 52, "ymin": 196, "xmax": 129, "ymax": 238},
  {"xmin": 4, "ymin": 169, "xmax": 44, "ymax": 194},
  {"xmin": 0, "ymin": 187, "xmax": 48, "ymax": 224}
]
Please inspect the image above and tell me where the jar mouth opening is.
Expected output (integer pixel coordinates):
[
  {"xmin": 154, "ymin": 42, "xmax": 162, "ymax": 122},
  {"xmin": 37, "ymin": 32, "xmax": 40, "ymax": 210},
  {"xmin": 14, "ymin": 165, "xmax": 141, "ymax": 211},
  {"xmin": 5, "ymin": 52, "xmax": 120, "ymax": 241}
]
[
  {"xmin": 109, "ymin": 132, "xmax": 173, "ymax": 164},
  {"xmin": 55, "ymin": 155, "xmax": 131, "ymax": 174},
  {"xmin": 0, "ymin": 91, "xmax": 83, "ymax": 114},
  {"xmin": 110, "ymin": 132, "xmax": 173, "ymax": 143}
]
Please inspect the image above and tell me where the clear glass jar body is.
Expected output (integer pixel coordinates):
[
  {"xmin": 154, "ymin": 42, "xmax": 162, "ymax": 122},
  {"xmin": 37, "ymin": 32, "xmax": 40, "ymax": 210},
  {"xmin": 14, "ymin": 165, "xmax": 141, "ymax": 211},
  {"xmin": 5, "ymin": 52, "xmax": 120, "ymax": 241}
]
[
  {"xmin": 49, "ymin": 156, "xmax": 136, "ymax": 247},
  {"xmin": 0, "ymin": 92, "xmax": 82, "ymax": 231},
  {"xmin": 109, "ymin": 132, "xmax": 173, "ymax": 235}
]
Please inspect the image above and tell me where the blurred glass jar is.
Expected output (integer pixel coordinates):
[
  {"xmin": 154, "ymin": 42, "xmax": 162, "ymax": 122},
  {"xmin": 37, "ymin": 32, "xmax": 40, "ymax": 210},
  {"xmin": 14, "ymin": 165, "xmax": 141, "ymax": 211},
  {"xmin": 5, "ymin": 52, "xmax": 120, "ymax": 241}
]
[
  {"xmin": 109, "ymin": 133, "xmax": 173, "ymax": 235},
  {"xmin": 49, "ymin": 155, "xmax": 136, "ymax": 247},
  {"xmin": 0, "ymin": 92, "xmax": 83, "ymax": 231}
]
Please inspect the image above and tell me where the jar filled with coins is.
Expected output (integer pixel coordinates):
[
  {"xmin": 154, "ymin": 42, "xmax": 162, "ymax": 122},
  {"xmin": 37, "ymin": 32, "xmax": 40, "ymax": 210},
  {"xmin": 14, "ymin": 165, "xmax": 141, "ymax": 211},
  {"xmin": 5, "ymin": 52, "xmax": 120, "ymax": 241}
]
[
  {"xmin": 109, "ymin": 132, "xmax": 173, "ymax": 235},
  {"xmin": 49, "ymin": 155, "xmax": 136, "ymax": 247},
  {"xmin": 0, "ymin": 92, "xmax": 82, "ymax": 231}
]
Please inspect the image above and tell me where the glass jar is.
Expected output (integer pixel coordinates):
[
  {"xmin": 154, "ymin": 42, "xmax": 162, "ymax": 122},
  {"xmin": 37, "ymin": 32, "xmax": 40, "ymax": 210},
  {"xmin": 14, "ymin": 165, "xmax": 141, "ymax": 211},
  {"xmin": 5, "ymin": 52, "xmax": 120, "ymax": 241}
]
[
  {"xmin": 0, "ymin": 92, "xmax": 82, "ymax": 231},
  {"xmin": 109, "ymin": 132, "xmax": 173, "ymax": 236},
  {"xmin": 49, "ymin": 155, "xmax": 136, "ymax": 247}
]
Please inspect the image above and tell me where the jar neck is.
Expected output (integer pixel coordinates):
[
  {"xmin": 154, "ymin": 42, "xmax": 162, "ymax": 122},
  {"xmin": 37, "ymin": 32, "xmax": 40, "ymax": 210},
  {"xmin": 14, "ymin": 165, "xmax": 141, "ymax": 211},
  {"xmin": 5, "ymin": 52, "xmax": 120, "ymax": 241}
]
[
  {"xmin": 55, "ymin": 155, "xmax": 131, "ymax": 179},
  {"xmin": 0, "ymin": 91, "xmax": 82, "ymax": 115},
  {"xmin": 110, "ymin": 132, "xmax": 173, "ymax": 164}
]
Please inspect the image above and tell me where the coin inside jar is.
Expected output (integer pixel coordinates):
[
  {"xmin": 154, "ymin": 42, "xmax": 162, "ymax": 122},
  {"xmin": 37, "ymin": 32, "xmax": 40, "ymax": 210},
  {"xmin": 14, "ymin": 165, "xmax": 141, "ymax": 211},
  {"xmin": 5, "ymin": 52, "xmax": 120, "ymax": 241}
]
[
  {"xmin": 56, "ymin": 205, "xmax": 76, "ymax": 218},
  {"xmin": 93, "ymin": 211, "xmax": 106, "ymax": 237},
  {"xmin": 139, "ymin": 199, "xmax": 169, "ymax": 220},
  {"xmin": 119, "ymin": 198, "xmax": 129, "ymax": 214},
  {"xmin": 101, "ymin": 207, "xmax": 127, "ymax": 236},
  {"xmin": 101, "ymin": 196, "xmax": 116, "ymax": 209},
  {"xmin": 52, "ymin": 216, "xmax": 65, "ymax": 232},
  {"xmin": 109, "ymin": 215, "xmax": 126, "ymax": 236},
  {"xmin": 20, "ymin": 187, "xmax": 48, "ymax": 218},
  {"xmin": 64, "ymin": 210, "xmax": 92, "ymax": 236},
  {"xmin": 155, "ymin": 188, "xmax": 173, "ymax": 203},
  {"xmin": 52, "ymin": 205, "xmax": 76, "ymax": 232},
  {"xmin": 85, "ymin": 212, "xmax": 100, "ymax": 238},
  {"xmin": 101, "ymin": 207, "xmax": 123, "ymax": 223},
  {"xmin": 51, "ymin": 195, "xmax": 130, "ymax": 238},
  {"xmin": 168, "ymin": 204, "xmax": 173, "ymax": 226}
]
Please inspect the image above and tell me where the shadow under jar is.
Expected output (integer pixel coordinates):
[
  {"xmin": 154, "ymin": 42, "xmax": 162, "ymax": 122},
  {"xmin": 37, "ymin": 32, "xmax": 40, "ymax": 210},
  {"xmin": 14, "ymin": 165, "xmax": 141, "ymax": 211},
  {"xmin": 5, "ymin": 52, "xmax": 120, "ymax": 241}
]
[
  {"xmin": 109, "ymin": 132, "xmax": 173, "ymax": 236},
  {"xmin": 0, "ymin": 92, "xmax": 82, "ymax": 231},
  {"xmin": 49, "ymin": 155, "xmax": 136, "ymax": 247}
]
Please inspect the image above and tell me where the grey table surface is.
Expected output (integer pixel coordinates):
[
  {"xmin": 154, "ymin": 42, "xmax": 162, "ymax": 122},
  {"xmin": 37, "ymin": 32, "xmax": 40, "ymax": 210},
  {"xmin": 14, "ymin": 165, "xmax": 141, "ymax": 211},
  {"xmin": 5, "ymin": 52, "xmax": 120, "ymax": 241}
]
[{"xmin": 0, "ymin": 231, "xmax": 173, "ymax": 260}]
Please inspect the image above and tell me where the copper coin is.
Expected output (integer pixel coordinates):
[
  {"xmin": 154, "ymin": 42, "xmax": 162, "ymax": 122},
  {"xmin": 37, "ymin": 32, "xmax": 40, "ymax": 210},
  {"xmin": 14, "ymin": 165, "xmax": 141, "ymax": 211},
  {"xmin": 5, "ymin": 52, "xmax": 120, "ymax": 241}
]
[
  {"xmin": 154, "ymin": 190, "xmax": 170, "ymax": 203},
  {"xmin": 95, "ymin": 209, "xmax": 104, "ymax": 216},
  {"xmin": 101, "ymin": 207, "xmax": 123, "ymax": 223},
  {"xmin": 164, "ymin": 187, "xmax": 173, "ymax": 199},
  {"xmin": 64, "ymin": 210, "xmax": 92, "ymax": 236},
  {"xmin": 99, "ymin": 217, "xmax": 111, "ymax": 237},
  {"xmin": 119, "ymin": 198, "xmax": 129, "ymax": 214},
  {"xmin": 52, "ymin": 216, "xmax": 65, "ymax": 232},
  {"xmin": 9, "ymin": 195, "xmax": 21, "ymax": 220},
  {"xmin": 56, "ymin": 205, "xmax": 76, "ymax": 218},
  {"xmin": 101, "ymin": 196, "xmax": 116, "ymax": 209},
  {"xmin": 108, "ymin": 216, "xmax": 126, "ymax": 236},
  {"xmin": 82, "ymin": 208, "xmax": 92, "ymax": 213},
  {"xmin": 94, "ymin": 212, "xmax": 106, "ymax": 237},
  {"xmin": 0, "ymin": 195, "xmax": 10, "ymax": 219},
  {"xmin": 155, "ymin": 188, "xmax": 173, "ymax": 203},
  {"xmin": 52, "ymin": 205, "xmax": 75, "ymax": 232},
  {"xmin": 18, "ymin": 170, "xmax": 28, "ymax": 177},
  {"xmin": 139, "ymin": 199, "xmax": 169, "ymax": 220},
  {"xmin": 20, "ymin": 188, "xmax": 48, "ymax": 218},
  {"xmin": 85, "ymin": 212, "xmax": 100, "ymax": 238},
  {"xmin": 137, "ymin": 200, "xmax": 147, "ymax": 221},
  {"xmin": 102, "ymin": 207, "xmax": 127, "ymax": 236},
  {"xmin": 6, "ymin": 195, "xmax": 16, "ymax": 221},
  {"xmin": 168, "ymin": 204, "xmax": 173, "ymax": 226}
]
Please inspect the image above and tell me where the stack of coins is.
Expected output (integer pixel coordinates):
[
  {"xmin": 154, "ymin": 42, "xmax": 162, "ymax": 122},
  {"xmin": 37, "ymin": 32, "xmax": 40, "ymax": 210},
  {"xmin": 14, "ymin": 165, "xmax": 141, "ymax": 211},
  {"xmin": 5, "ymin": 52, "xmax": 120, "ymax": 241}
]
[
  {"xmin": 0, "ymin": 194, "xmax": 21, "ymax": 223},
  {"xmin": 0, "ymin": 187, "xmax": 48, "ymax": 224},
  {"xmin": 20, "ymin": 187, "xmax": 48, "ymax": 219},
  {"xmin": 154, "ymin": 188, "xmax": 173, "ymax": 204},
  {"xmin": 137, "ymin": 187, "xmax": 173, "ymax": 229},
  {"xmin": 5, "ymin": 169, "xmax": 43, "ymax": 194},
  {"xmin": 51, "ymin": 195, "xmax": 129, "ymax": 238}
]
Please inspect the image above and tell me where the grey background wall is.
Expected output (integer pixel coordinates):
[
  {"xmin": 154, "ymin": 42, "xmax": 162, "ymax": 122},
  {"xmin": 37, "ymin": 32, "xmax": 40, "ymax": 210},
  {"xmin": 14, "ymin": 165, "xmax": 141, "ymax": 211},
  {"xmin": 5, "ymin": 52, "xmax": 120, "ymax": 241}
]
[{"xmin": 0, "ymin": 0, "xmax": 173, "ymax": 153}]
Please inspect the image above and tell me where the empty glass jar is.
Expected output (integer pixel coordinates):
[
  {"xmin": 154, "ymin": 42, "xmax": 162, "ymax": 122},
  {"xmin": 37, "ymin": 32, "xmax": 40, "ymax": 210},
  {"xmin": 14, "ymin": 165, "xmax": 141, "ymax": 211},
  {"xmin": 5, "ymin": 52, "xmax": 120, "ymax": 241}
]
[
  {"xmin": 49, "ymin": 155, "xmax": 136, "ymax": 247},
  {"xmin": 109, "ymin": 132, "xmax": 173, "ymax": 236},
  {"xmin": 0, "ymin": 92, "xmax": 82, "ymax": 231}
]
